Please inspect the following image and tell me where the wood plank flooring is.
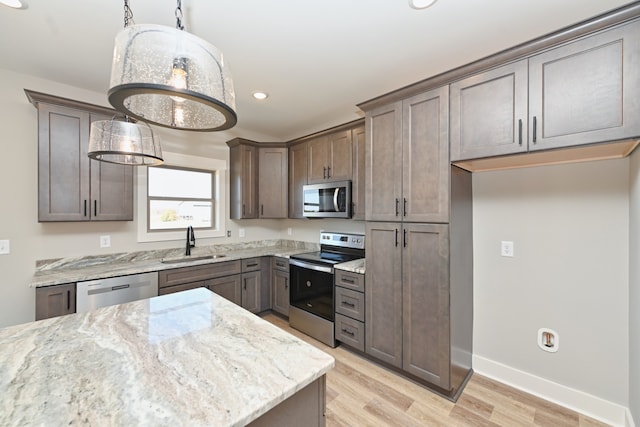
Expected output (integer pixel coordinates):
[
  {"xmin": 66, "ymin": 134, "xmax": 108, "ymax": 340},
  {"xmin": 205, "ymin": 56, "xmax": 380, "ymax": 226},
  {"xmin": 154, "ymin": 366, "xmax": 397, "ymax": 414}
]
[{"xmin": 262, "ymin": 313, "xmax": 611, "ymax": 427}]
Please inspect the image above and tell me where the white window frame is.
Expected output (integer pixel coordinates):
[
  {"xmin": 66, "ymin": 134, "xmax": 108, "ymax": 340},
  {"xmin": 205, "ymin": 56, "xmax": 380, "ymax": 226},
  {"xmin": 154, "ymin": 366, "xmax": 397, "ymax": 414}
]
[{"xmin": 137, "ymin": 152, "xmax": 227, "ymax": 242}]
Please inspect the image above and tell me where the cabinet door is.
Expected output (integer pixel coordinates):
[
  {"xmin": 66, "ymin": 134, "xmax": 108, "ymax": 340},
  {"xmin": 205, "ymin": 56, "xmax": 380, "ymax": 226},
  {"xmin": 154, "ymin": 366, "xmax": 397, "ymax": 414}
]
[
  {"xmin": 258, "ymin": 147, "xmax": 288, "ymax": 218},
  {"xmin": 327, "ymin": 129, "xmax": 352, "ymax": 181},
  {"xmin": 307, "ymin": 135, "xmax": 329, "ymax": 183},
  {"xmin": 402, "ymin": 223, "xmax": 450, "ymax": 389},
  {"xmin": 37, "ymin": 103, "xmax": 91, "ymax": 221},
  {"xmin": 229, "ymin": 144, "xmax": 258, "ymax": 219},
  {"xmin": 35, "ymin": 283, "xmax": 76, "ymax": 320},
  {"xmin": 365, "ymin": 101, "xmax": 403, "ymax": 221},
  {"xmin": 90, "ymin": 112, "xmax": 133, "ymax": 221},
  {"xmin": 207, "ymin": 275, "xmax": 241, "ymax": 306},
  {"xmin": 365, "ymin": 222, "xmax": 402, "ymax": 368},
  {"xmin": 288, "ymin": 142, "xmax": 308, "ymax": 218},
  {"xmin": 450, "ymin": 59, "xmax": 528, "ymax": 161},
  {"xmin": 351, "ymin": 125, "xmax": 366, "ymax": 220},
  {"xmin": 241, "ymin": 270, "xmax": 261, "ymax": 313},
  {"xmin": 529, "ymin": 21, "xmax": 640, "ymax": 151},
  {"xmin": 272, "ymin": 269, "xmax": 290, "ymax": 316},
  {"xmin": 402, "ymin": 87, "xmax": 450, "ymax": 223}
]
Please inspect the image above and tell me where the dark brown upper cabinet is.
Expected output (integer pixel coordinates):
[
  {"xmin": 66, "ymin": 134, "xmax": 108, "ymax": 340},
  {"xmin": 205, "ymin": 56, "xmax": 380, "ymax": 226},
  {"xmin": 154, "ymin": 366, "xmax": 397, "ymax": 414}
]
[{"xmin": 26, "ymin": 90, "xmax": 133, "ymax": 222}]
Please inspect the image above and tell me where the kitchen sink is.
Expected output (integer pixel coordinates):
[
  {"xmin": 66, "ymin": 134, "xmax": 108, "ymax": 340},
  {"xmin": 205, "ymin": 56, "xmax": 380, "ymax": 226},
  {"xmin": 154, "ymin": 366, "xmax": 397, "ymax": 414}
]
[{"xmin": 161, "ymin": 254, "xmax": 226, "ymax": 264}]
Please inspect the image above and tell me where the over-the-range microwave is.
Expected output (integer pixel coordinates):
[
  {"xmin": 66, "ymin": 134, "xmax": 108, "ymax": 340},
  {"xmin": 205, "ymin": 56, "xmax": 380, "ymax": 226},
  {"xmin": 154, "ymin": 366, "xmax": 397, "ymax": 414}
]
[{"xmin": 303, "ymin": 180, "xmax": 352, "ymax": 219}]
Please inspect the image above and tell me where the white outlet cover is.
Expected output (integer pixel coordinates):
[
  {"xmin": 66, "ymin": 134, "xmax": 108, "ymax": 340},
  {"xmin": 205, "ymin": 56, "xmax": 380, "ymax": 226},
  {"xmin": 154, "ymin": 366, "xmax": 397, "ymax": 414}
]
[
  {"xmin": 0, "ymin": 239, "xmax": 10, "ymax": 255},
  {"xmin": 100, "ymin": 235, "xmax": 111, "ymax": 248},
  {"xmin": 239, "ymin": 229, "xmax": 245, "ymax": 238}
]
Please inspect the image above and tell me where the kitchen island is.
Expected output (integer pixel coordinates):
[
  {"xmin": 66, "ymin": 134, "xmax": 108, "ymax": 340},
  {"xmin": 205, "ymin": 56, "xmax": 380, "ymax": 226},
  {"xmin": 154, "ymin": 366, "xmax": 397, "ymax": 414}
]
[{"xmin": 0, "ymin": 288, "xmax": 334, "ymax": 426}]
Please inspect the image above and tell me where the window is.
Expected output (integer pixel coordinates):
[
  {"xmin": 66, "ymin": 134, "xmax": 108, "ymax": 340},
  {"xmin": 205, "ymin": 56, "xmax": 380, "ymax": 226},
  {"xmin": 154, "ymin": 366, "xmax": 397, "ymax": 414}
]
[
  {"xmin": 148, "ymin": 167, "xmax": 214, "ymax": 231},
  {"xmin": 137, "ymin": 152, "xmax": 227, "ymax": 242}
]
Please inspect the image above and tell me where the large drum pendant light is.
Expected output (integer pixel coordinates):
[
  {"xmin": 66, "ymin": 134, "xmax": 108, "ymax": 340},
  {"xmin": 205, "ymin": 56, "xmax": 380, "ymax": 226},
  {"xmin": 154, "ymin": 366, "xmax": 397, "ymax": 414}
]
[{"xmin": 108, "ymin": 0, "xmax": 237, "ymax": 132}]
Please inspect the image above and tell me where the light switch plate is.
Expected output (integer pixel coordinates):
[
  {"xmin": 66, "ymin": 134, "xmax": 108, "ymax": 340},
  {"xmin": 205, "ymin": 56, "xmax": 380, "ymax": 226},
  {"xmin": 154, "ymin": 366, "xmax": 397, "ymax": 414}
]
[
  {"xmin": 501, "ymin": 240, "xmax": 514, "ymax": 257},
  {"xmin": 239, "ymin": 229, "xmax": 245, "ymax": 238},
  {"xmin": 0, "ymin": 240, "xmax": 10, "ymax": 255}
]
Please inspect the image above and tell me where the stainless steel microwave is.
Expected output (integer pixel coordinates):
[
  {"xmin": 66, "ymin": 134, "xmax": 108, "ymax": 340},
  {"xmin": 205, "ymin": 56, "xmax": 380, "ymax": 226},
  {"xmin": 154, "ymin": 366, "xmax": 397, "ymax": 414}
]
[{"xmin": 303, "ymin": 181, "xmax": 352, "ymax": 218}]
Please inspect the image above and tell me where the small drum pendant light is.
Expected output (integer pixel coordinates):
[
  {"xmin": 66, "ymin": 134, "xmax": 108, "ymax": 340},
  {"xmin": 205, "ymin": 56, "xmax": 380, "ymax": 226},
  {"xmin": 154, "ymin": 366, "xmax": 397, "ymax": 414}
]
[
  {"xmin": 88, "ymin": 118, "xmax": 163, "ymax": 166},
  {"xmin": 108, "ymin": 0, "xmax": 237, "ymax": 132}
]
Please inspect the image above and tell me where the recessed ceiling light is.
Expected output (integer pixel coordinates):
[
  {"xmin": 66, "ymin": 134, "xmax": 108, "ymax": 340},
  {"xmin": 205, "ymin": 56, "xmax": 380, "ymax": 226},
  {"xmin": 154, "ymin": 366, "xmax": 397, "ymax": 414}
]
[
  {"xmin": 252, "ymin": 91, "xmax": 269, "ymax": 100},
  {"xmin": 409, "ymin": 0, "xmax": 437, "ymax": 9},
  {"xmin": 0, "ymin": 0, "xmax": 27, "ymax": 9}
]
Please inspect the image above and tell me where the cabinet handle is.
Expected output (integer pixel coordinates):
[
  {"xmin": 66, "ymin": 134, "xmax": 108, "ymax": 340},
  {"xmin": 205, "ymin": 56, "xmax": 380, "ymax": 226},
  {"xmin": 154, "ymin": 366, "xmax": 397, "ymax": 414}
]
[
  {"xmin": 323, "ymin": 166, "xmax": 327, "ymax": 179},
  {"xmin": 327, "ymin": 166, "xmax": 331, "ymax": 178},
  {"xmin": 533, "ymin": 116, "xmax": 537, "ymax": 143},
  {"xmin": 94, "ymin": 200, "xmax": 97, "ymax": 217},
  {"xmin": 244, "ymin": 281, "xmax": 247, "ymax": 291},
  {"xmin": 403, "ymin": 228, "xmax": 407, "ymax": 248},
  {"xmin": 67, "ymin": 290, "xmax": 70, "ymax": 311},
  {"xmin": 341, "ymin": 328, "xmax": 355, "ymax": 336},
  {"xmin": 395, "ymin": 198, "xmax": 399, "ymax": 216},
  {"xmin": 341, "ymin": 278, "xmax": 355, "ymax": 284},
  {"xmin": 395, "ymin": 228, "xmax": 399, "ymax": 247},
  {"xmin": 261, "ymin": 204, "xmax": 264, "ymax": 216},
  {"xmin": 341, "ymin": 301, "xmax": 355, "ymax": 308},
  {"xmin": 83, "ymin": 200, "xmax": 87, "ymax": 217},
  {"xmin": 247, "ymin": 263, "xmax": 258, "ymax": 267},
  {"xmin": 518, "ymin": 119, "xmax": 523, "ymax": 146},
  {"xmin": 403, "ymin": 198, "xmax": 407, "ymax": 217}
]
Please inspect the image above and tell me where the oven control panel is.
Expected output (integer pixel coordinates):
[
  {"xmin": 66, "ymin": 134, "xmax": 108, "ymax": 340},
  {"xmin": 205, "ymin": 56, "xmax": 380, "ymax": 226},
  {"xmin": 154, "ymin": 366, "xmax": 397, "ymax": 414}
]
[{"xmin": 320, "ymin": 232, "xmax": 365, "ymax": 250}]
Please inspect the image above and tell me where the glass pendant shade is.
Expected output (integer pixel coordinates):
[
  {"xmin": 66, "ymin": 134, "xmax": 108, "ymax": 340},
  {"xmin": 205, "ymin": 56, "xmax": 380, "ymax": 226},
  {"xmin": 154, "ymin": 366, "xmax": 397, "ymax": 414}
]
[
  {"xmin": 88, "ymin": 119, "xmax": 163, "ymax": 166},
  {"xmin": 108, "ymin": 24, "xmax": 237, "ymax": 132}
]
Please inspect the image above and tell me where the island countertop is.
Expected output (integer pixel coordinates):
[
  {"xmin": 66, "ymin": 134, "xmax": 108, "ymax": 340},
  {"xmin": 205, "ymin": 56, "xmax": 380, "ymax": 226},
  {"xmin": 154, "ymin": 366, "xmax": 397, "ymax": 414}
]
[{"xmin": 0, "ymin": 288, "xmax": 335, "ymax": 426}]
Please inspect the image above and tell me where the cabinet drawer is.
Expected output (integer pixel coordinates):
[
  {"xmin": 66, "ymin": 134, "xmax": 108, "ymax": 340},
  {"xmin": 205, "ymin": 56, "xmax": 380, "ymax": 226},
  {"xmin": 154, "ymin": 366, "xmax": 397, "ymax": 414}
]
[
  {"xmin": 158, "ymin": 260, "xmax": 242, "ymax": 288},
  {"xmin": 242, "ymin": 257, "xmax": 261, "ymax": 272},
  {"xmin": 272, "ymin": 256, "xmax": 289, "ymax": 272},
  {"xmin": 335, "ymin": 314, "xmax": 365, "ymax": 352},
  {"xmin": 335, "ymin": 286, "xmax": 365, "ymax": 321},
  {"xmin": 158, "ymin": 281, "xmax": 207, "ymax": 296},
  {"xmin": 335, "ymin": 270, "xmax": 364, "ymax": 292}
]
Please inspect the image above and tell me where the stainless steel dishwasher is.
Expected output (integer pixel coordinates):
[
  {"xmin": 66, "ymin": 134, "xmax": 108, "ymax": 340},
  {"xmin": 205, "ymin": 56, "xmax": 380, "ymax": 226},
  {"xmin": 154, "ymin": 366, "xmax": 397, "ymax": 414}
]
[{"xmin": 76, "ymin": 272, "xmax": 158, "ymax": 313}]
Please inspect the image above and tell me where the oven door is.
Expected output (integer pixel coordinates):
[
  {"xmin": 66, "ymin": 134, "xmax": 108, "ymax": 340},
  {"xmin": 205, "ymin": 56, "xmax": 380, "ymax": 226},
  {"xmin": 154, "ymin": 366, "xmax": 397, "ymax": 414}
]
[{"xmin": 289, "ymin": 259, "xmax": 334, "ymax": 322}]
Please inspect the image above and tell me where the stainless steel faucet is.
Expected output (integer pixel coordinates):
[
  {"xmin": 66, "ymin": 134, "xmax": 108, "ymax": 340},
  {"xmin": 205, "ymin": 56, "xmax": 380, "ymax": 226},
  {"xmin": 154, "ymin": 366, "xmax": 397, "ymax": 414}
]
[{"xmin": 185, "ymin": 226, "xmax": 195, "ymax": 256}]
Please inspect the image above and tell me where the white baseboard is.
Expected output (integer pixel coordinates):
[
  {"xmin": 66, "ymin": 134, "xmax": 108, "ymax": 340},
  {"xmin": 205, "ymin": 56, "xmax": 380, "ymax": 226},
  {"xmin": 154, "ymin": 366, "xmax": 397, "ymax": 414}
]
[{"xmin": 472, "ymin": 354, "xmax": 630, "ymax": 427}]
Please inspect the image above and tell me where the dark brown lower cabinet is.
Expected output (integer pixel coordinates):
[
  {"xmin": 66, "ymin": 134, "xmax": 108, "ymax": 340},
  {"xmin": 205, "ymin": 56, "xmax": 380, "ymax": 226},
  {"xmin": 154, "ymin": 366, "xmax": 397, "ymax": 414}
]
[
  {"xmin": 35, "ymin": 283, "xmax": 76, "ymax": 320},
  {"xmin": 207, "ymin": 275, "xmax": 241, "ymax": 305},
  {"xmin": 241, "ymin": 271, "xmax": 261, "ymax": 313},
  {"xmin": 365, "ymin": 219, "xmax": 472, "ymax": 398}
]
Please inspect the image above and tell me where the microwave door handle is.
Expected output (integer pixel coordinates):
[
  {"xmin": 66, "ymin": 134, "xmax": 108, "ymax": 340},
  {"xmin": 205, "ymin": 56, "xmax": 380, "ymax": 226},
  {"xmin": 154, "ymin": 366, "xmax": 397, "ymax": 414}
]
[{"xmin": 334, "ymin": 187, "xmax": 340, "ymax": 212}]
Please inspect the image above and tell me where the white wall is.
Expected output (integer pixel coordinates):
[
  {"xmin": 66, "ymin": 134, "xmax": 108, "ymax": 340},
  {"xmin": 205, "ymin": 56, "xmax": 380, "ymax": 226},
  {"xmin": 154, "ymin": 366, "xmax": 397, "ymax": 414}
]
[
  {"xmin": 472, "ymin": 159, "xmax": 629, "ymax": 406},
  {"xmin": 630, "ymin": 149, "xmax": 640, "ymax": 423}
]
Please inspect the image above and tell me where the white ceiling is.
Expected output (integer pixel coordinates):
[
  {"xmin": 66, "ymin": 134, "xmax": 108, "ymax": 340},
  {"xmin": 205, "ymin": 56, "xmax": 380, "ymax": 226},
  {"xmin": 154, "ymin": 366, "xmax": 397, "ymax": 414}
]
[{"xmin": 0, "ymin": 0, "xmax": 635, "ymax": 147}]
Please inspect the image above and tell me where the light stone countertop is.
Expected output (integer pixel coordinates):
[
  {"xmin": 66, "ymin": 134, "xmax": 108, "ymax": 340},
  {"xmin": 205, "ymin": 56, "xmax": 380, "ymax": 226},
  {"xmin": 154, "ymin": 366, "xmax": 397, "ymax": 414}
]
[
  {"xmin": 0, "ymin": 288, "xmax": 335, "ymax": 426},
  {"xmin": 333, "ymin": 258, "xmax": 366, "ymax": 274},
  {"xmin": 31, "ymin": 239, "xmax": 319, "ymax": 288}
]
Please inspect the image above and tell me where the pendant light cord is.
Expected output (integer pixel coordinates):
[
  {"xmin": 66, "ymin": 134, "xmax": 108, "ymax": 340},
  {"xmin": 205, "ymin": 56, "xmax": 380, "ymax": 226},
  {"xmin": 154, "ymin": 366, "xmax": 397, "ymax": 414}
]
[
  {"xmin": 175, "ymin": 0, "xmax": 184, "ymax": 30},
  {"xmin": 123, "ymin": 0, "xmax": 134, "ymax": 28}
]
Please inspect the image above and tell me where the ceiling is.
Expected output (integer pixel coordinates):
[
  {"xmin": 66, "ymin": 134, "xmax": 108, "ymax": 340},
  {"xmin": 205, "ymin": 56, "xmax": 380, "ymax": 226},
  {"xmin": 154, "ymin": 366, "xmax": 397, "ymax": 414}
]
[{"xmin": 0, "ymin": 0, "xmax": 635, "ymax": 149}]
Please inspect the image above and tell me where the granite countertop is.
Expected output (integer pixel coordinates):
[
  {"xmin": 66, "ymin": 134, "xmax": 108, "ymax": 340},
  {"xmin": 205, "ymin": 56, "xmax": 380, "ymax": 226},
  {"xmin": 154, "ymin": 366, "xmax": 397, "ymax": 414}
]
[
  {"xmin": 334, "ymin": 258, "xmax": 366, "ymax": 274},
  {"xmin": 0, "ymin": 288, "xmax": 335, "ymax": 426},
  {"xmin": 31, "ymin": 239, "xmax": 319, "ymax": 288}
]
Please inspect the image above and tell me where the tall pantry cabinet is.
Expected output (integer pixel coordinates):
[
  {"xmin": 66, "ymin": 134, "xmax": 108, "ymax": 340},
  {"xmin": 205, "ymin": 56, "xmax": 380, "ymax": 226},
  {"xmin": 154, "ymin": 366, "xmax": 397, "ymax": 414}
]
[{"xmin": 362, "ymin": 85, "xmax": 473, "ymax": 398}]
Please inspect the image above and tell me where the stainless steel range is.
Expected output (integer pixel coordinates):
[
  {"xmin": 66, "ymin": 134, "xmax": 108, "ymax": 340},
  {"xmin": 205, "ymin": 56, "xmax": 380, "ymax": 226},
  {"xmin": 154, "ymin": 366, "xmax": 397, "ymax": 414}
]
[{"xmin": 289, "ymin": 231, "xmax": 365, "ymax": 347}]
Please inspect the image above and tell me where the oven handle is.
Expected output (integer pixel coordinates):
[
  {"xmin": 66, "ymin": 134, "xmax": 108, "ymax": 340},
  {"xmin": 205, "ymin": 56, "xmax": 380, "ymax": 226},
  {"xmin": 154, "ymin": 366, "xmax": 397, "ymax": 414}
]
[{"xmin": 289, "ymin": 259, "xmax": 334, "ymax": 274}]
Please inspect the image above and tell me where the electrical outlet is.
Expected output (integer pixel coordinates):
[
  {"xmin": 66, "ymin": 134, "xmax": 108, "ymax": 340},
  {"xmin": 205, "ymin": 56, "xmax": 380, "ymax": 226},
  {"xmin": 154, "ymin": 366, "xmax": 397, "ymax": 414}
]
[
  {"xmin": 100, "ymin": 235, "xmax": 111, "ymax": 248},
  {"xmin": 500, "ymin": 240, "xmax": 514, "ymax": 257},
  {"xmin": 0, "ymin": 239, "xmax": 10, "ymax": 255},
  {"xmin": 239, "ymin": 228, "xmax": 245, "ymax": 238},
  {"xmin": 287, "ymin": 227, "xmax": 292, "ymax": 236}
]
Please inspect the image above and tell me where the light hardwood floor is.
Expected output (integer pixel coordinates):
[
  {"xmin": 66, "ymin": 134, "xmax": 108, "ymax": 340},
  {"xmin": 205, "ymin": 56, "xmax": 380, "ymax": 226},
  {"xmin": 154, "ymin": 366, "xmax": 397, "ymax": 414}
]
[{"xmin": 262, "ymin": 313, "xmax": 610, "ymax": 427}]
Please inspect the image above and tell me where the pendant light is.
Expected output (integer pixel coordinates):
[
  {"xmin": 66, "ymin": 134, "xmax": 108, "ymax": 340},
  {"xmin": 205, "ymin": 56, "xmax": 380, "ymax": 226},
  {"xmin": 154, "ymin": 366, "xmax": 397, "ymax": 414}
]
[
  {"xmin": 88, "ymin": 1, "xmax": 164, "ymax": 166},
  {"xmin": 88, "ymin": 117, "xmax": 163, "ymax": 166},
  {"xmin": 108, "ymin": 0, "xmax": 237, "ymax": 132}
]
